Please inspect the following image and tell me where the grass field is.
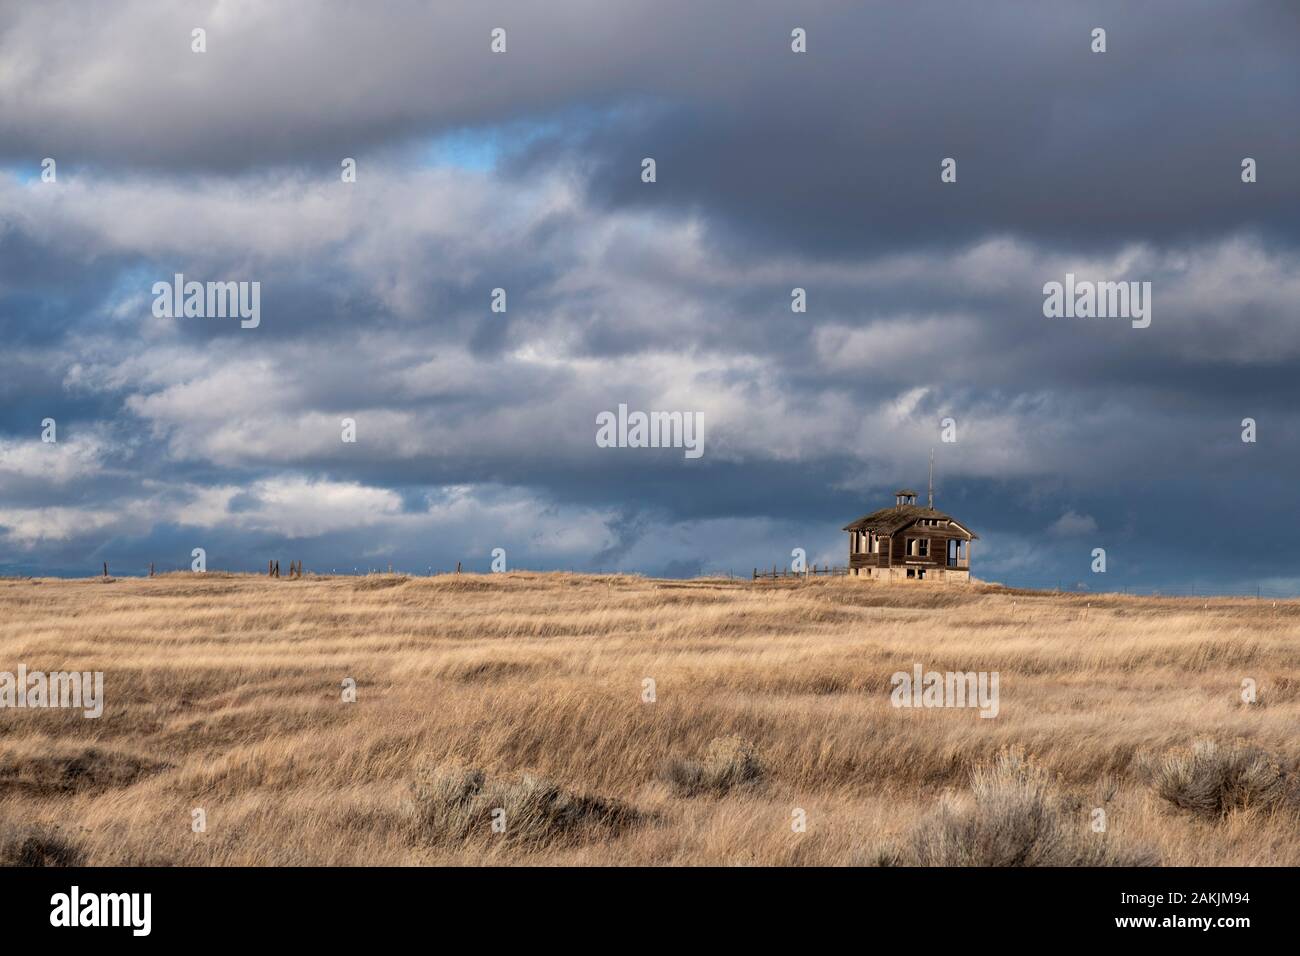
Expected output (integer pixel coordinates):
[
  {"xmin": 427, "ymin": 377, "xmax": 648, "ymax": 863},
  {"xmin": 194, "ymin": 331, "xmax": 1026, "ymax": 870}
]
[{"xmin": 0, "ymin": 572, "xmax": 1296, "ymax": 866}]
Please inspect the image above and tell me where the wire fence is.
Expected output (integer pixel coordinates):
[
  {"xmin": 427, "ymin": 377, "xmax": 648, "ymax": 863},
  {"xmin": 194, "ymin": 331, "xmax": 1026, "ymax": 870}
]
[
  {"xmin": 16, "ymin": 564, "xmax": 1298, "ymax": 600},
  {"xmin": 751, "ymin": 565, "xmax": 850, "ymax": 580}
]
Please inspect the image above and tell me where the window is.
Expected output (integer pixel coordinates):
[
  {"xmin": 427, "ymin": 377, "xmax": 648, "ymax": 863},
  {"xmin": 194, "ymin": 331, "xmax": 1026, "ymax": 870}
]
[
  {"xmin": 906, "ymin": 568, "xmax": 915, "ymax": 578},
  {"xmin": 909, "ymin": 538, "xmax": 929, "ymax": 558}
]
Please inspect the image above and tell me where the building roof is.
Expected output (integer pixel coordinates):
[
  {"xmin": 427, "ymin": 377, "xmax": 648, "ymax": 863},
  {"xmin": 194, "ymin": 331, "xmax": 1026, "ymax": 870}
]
[
  {"xmin": 893, "ymin": 488, "xmax": 919, "ymax": 497},
  {"xmin": 842, "ymin": 504, "xmax": 979, "ymax": 538}
]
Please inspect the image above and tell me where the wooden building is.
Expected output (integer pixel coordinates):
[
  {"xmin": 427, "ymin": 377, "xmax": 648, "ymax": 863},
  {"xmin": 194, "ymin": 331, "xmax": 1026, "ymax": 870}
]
[{"xmin": 842, "ymin": 488, "xmax": 977, "ymax": 582}]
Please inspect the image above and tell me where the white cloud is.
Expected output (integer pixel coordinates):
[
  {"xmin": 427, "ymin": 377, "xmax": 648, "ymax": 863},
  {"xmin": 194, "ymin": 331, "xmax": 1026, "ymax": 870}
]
[
  {"xmin": 1048, "ymin": 511, "xmax": 1098, "ymax": 538},
  {"xmin": 0, "ymin": 431, "xmax": 109, "ymax": 485},
  {"xmin": 814, "ymin": 316, "xmax": 979, "ymax": 373},
  {"xmin": 0, "ymin": 504, "xmax": 136, "ymax": 546}
]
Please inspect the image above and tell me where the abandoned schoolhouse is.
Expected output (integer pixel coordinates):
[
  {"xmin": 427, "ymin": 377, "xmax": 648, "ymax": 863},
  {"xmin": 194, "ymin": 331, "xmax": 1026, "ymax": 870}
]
[{"xmin": 842, "ymin": 487, "xmax": 977, "ymax": 582}]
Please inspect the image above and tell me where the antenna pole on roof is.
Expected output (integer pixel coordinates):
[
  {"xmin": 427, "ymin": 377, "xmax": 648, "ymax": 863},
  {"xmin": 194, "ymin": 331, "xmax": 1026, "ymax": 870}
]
[{"xmin": 928, "ymin": 448, "xmax": 934, "ymax": 509}]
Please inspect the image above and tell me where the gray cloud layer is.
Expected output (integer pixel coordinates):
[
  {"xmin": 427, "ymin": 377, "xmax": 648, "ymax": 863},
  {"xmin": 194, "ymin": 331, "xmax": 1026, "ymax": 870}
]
[{"xmin": 1, "ymin": 1, "xmax": 1297, "ymax": 589}]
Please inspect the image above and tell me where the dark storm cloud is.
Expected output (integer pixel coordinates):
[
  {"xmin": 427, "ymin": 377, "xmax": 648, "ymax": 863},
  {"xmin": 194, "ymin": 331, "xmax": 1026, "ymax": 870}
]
[
  {"xmin": 533, "ymin": 1, "xmax": 1300, "ymax": 256},
  {"xmin": 6, "ymin": 0, "xmax": 1296, "ymax": 251}
]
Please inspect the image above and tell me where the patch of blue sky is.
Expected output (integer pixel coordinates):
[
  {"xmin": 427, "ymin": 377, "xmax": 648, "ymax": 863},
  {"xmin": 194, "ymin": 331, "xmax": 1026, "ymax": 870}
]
[
  {"xmin": 419, "ymin": 105, "xmax": 634, "ymax": 172},
  {"xmin": 423, "ymin": 128, "xmax": 506, "ymax": 171},
  {"xmin": 421, "ymin": 118, "xmax": 561, "ymax": 172},
  {"xmin": 1, "ymin": 163, "xmax": 46, "ymax": 185},
  {"xmin": 100, "ymin": 263, "xmax": 161, "ymax": 324}
]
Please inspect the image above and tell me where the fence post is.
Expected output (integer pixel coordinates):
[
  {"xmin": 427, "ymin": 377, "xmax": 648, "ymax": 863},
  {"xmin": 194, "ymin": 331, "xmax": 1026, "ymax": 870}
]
[
  {"xmin": 103, "ymin": 562, "xmax": 108, "ymax": 579},
  {"xmin": 149, "ymin": 562, "xmax": 154, "ymax": 578}
]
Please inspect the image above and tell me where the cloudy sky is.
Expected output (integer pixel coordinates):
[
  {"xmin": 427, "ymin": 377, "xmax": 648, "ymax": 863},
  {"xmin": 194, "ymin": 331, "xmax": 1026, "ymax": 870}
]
[{"xmin": 1, "ymin": 1, "xmax": 1297, "ymax": 589}]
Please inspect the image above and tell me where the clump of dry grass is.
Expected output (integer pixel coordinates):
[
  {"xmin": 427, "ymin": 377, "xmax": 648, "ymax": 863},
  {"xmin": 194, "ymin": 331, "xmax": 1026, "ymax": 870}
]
[
  {"xmin": 409, "ymin": 760, "xmax": 639, "ymax": 849},
  {"xmin": 0, "ymin": 745, "xmax": 164, "ymax": 796},
  {"xmin": 351, "ymin": 575, "xmax": 410, "ymax": 591},
  {"xmin": 660, "ymin": 735, "xmax": 764, "ymax": 797},
  {"xmin": 0, "ymin": 822, "xmax": 84, "ymax": 867},
  {"xmin": 1151, "ymin": 739, "xmax": 1292, "ymax": 819},
  {"xmin": 872, "ymin": 750, "xmax": 1156, "ymax": 867}
]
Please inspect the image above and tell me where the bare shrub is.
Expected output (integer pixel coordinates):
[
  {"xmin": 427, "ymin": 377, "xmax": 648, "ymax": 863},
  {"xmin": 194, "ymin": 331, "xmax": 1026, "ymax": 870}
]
[
  {"xmin": 410, "ymin": 761, "xmax": 638, "ymax": 849},
  {"xmin": 1151, "ymin": 739, "xmax": 1292, "ymax": 819},
  {"xmin": 0, "ymin": 823, "xmax": 84, "ymax": 867},
  {"xmin": 872, "ymin": 749, "xmax": 1156, "ymax": 867},
  {"xmin": 660, "ymin": 735, "xmax": 763, "ymax": 797}
]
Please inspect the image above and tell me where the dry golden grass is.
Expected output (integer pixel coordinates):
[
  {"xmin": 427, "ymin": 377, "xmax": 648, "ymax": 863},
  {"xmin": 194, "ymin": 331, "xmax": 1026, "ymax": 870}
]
[{"xmin": 0, "ymin": 571, "xmax": 1297, "ymax": 866}]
